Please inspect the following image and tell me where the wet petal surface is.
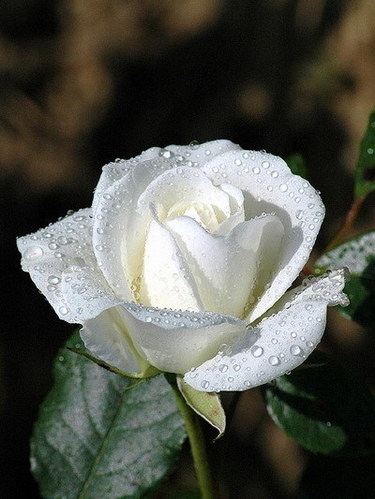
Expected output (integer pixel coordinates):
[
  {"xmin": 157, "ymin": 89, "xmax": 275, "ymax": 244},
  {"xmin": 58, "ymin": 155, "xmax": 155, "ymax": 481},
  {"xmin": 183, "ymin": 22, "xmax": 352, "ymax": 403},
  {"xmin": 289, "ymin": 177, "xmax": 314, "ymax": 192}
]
[{"xmin": 183, "ymin": 270, "xmax": 348, "ymax": 391}]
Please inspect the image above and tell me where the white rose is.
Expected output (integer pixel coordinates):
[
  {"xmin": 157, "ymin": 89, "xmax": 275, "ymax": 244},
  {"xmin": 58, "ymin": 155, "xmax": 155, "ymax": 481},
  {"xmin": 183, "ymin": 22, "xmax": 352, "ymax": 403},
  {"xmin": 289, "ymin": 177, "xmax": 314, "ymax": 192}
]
[{"xmin": 17, "ymin": 140, "xmax": 348, "ymax": 391}]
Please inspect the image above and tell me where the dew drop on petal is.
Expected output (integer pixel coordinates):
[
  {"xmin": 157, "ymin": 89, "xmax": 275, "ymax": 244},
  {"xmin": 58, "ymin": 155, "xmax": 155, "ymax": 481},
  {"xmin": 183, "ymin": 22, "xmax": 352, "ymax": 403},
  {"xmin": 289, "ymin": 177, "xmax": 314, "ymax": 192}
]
[
  {"xmin": 48, "ymin": 275, "xmax": 61, "ymax": 285},
  {"xmin": 251, "ymin": 345, "xmax": 264, "ymax": 358},
  {"xmin": 269, "ymin": 356, "xmax": 281, "ymax": 366},
  {"xmin": 24, "ymin": 246, "xmax": 44, "ymax": 261},
  {"xmin": 200, "ymin": 380, "xmax": 210, "ymax": 390},
  {"xmin": 290, "ymin": 345, "xmax": 303, "ymax": 356},
  {"xmin": 58, "ymin": 306, "xmax": 69, "ymax": 316}
]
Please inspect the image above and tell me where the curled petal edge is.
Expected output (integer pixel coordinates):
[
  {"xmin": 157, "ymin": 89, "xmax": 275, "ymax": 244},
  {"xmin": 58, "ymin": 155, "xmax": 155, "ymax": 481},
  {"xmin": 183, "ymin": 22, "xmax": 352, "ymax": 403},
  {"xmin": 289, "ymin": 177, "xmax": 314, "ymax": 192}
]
[{"xmin": 183, "ymin": 269, "xmax": 349, "ymax": 392}]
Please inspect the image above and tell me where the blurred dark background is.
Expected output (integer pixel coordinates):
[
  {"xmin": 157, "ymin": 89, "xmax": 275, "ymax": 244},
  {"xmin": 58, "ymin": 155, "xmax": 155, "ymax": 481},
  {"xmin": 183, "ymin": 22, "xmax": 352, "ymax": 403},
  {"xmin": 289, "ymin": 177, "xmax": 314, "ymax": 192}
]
[{"xmin": 1, "ymin": 0, "xmax": 375, "ymax": 497}]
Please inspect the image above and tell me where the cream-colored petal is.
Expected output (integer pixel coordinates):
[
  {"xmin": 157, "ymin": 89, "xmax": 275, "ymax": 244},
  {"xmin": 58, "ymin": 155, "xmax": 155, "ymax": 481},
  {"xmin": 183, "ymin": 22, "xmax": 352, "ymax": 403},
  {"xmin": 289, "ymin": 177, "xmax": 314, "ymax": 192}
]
[
  {"xmin": 164, "ymin": 139, "xmax": 241, "ymax": 168},
  {"xmin": 119, "ymin": 303, "xmax": 246, "ymax": 373},
  {"xmin": 92, "ymin": 156, "xmax": 182, "ymax": 300},
  {"xmin": 140, "ymin": 216, "xmax": 203, "ymax": 311},
  {"xmin": 81, "ymin": 306, "xmax": 148, "ymax": 375},
  {"xmin": 17, "ymin": 209, "xmax": 99, "ymax": 323},
  {"xmin": 184, "ymin": 270, "xmax": 348, "ymax": 391},
  {"xmin": 165, "ymin": 213, "xmax": 284, "ymax": 317},
  {"xmin": 202, "ymin": 150, "xmax": 325, "ymax": 321}
]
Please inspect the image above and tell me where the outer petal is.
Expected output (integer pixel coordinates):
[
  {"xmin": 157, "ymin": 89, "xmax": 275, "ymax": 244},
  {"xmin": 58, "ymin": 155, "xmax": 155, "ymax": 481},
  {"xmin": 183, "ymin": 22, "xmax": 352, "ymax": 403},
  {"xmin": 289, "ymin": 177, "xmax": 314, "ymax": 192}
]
[
  {"xmin": 81, "ymin": 306, "xmax": 148, "ymax": 375},
  {"xmin": 89, "ymin": 303, "xmax": 245, "ymax": 373},
  {"xmin": 92, "ymin": 140, "xmax": 239, "ymax": 212},
  {"xmin": 164, "ymin": 139, "xmax": 241, "ymax": 169},
  {"xmin": 92, "ymin": 156, "xmax": 180, "ymax": 300},
  {"xmin": 201, "ymin": 150, "xmax": 325, "ymax": 321},
  {"xmin": 92, "ymin": 147, "xmax": 161, "ymax": 213},
  {"xmin": 61, "ymin": 266, "xmax": 121, "ymax": 322},
  {"xmin": 183, "ymin": 269, "xmax": 348, "ymax": 392},
  {"xmin": 17, "ymin": 209, "xmax": 101, "ymax": 323},
  {"xmin": 165, "ymin": 213, "xmax": 284, "ymax": 317}
]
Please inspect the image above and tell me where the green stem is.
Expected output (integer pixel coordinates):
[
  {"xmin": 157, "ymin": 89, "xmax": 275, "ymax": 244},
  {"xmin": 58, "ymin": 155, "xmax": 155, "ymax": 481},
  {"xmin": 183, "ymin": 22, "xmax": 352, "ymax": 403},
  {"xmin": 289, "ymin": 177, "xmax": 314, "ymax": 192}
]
[
  {"xmin": 172, "ymin": 383, "xmax": 215, "ymax": 499},
  {"xmin": 325, "ymin": 195, "xmax": 366, "ymax": 252}
]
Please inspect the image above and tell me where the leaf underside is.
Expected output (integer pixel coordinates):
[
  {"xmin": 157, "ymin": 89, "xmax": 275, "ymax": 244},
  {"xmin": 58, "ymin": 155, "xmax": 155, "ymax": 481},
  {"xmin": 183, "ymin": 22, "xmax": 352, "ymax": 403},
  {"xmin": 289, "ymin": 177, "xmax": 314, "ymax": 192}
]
[{"xmin": 31, "ymin": 331, "xmax": 186, "ymax": 498}]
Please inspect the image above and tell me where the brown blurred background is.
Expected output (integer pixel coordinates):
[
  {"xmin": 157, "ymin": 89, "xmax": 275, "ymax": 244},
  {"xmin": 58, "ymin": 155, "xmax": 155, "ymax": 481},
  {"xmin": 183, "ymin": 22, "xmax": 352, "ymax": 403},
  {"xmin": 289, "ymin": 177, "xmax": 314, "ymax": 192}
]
[{"xmin": 1, "ymin": 0, "xmax": 375, "ymax": 497}]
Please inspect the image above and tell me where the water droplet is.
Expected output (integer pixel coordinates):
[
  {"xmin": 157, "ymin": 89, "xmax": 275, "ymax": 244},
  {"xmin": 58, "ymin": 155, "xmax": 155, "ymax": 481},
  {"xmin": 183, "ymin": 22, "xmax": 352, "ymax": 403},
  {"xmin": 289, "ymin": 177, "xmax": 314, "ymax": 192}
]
[
  {"xmin": 58, "ymin": 306, "xmax": 69, "ymax": 316},
  {"xmin": 48, "ymin": 275, "xmax": 61, "ymax": 285},
  {"xmin": 295, "ymin": 210, "xmax": 304, "ymax": 220},
  {"xmin": 252, "ymin": 167, "xmax": 260, "ymax": 174},
  {"xmin": 57, "ymin": 236, "xmax": 68, "ymax": 245},
  {"xmin": 24, "ymin": 246, "xmax": 44, "ymax": 260},
  {"xmin": 290, "ymin": 345, "xmax": 303, "ymax": 356},
  {"xmin": 271, "ymin": 171, "xmax": 278, "ymax": 178},
  {"xmin": 262, "ymin": 161, "xmax": 270, "ymax": 169},
  {"xmin": 251, "ymin": 345, "xmax": 264, "ymax": 358},
  {"xmin": 200, "ymin": 380, "xmax": 210, "ymax": 390},
  {"xmin": 233, "ymin": 364, "xmax": 241, "ymax": 371},
  {"xmin": 219, "ymin": 364, "xmax": 228, "ymax": 373},
  {"xmin": 269, "ymin": 356, "xmax": 281, "ymax": 366},
  {"xmin": 279, "ymin": 183, "xmax": 288, "ymax": 192}
]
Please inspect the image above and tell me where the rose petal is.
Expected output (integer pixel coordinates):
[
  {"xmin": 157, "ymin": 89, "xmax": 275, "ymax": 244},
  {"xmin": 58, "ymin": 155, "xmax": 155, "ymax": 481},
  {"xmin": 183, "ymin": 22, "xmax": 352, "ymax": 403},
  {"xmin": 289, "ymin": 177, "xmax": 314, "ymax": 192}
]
[
  {"xmin": 81, "ymin": 306, "xmax": 149, "ymax": 375},
  {"xmin": 93, "ymin": 162, "xmax": 243, "ymax": 301},
  {"xmin": 140, "ymin": 216, "xmax": 204, "ymax": 311},
  {"xmin": 93, "ymin": 140, "xmax": 239, "ymax": 212},
  {"xmin": 61, "ymin": 265, "xmax": 121, "ymax": 322},
  {"xmin": 215, "ymin": 183, "xmax": 245, "ymax": 234},
  {"xmin": 164, "ymin": 213, "xmax": 284, "ymax": 317},
  {"xmin": 138, "ymin": 166, "xmax": 235, "ymax": 223},
  {"xmin": 92, "ymin": 156, "xmax": 181, "ymax": 300},
  {"xmin": 183, "ymin": 269, "xmax": 348, "ymax": 391},
  {"xmin": 17, "ymin": 209, "xmax": 99, "ymax": 323},
  {"xmin": 165, "ymin": 139, "xmax": 241, "ymax": 169},
  {"xmin": 118, "ymin": 303, "xmax": 246, "ymax": 374},
  {"xmin": 92, "ymin": 146, "xmax": 161, "ymax": 213},
  {"xmin": 202, "ymin": 150, "xmax": 325, "ymax": 321}
]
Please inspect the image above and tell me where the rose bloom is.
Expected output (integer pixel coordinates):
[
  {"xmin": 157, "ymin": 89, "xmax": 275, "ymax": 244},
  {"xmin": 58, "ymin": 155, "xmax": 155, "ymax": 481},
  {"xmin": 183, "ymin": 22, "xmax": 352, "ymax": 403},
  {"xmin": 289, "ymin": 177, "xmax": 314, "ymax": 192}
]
[{"xmin": 18, "ymin": 140, "xmax": 347, "ymax": 391}]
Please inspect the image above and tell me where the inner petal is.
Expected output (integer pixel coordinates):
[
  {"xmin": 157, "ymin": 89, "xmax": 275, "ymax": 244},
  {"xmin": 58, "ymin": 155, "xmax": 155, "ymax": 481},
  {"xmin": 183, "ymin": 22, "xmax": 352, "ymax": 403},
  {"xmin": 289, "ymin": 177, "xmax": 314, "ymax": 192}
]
[
  {"xmin": 139, "ymin": 216, "xmax": 204, "ymax": 311},
  {"xmin": 165, "ymin": 213, "xmax": 284, "ymax": 318},
  {"xmin": 167, "ymin": 201, "xmax": 221, "ymax": 232}
]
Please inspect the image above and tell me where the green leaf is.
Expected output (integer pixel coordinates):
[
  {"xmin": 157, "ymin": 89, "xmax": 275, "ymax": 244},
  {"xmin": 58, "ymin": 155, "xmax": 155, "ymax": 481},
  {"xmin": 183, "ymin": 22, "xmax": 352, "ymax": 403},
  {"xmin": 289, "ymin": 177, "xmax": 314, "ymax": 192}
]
[
  {"xmin": 315, "ymin": 231, "xmax": 375, "ymax": 327},
  {"xmin": 263, "ymin": 362, "xmax": 375, "ymax": 456},
  {"xmin": 31, "ymin": 331, "xmax": 187, "ymax": 498},
  {"xmin": 355, "ymin": 109, "xmax": 375, "ymax": 198},
  {"xmin": 177, "ymin": 377, "xmax": 226, "ymax": 440},
  {"xmin": 285, "ymin": 153, "xmax": 308, "ymax": 179}
]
